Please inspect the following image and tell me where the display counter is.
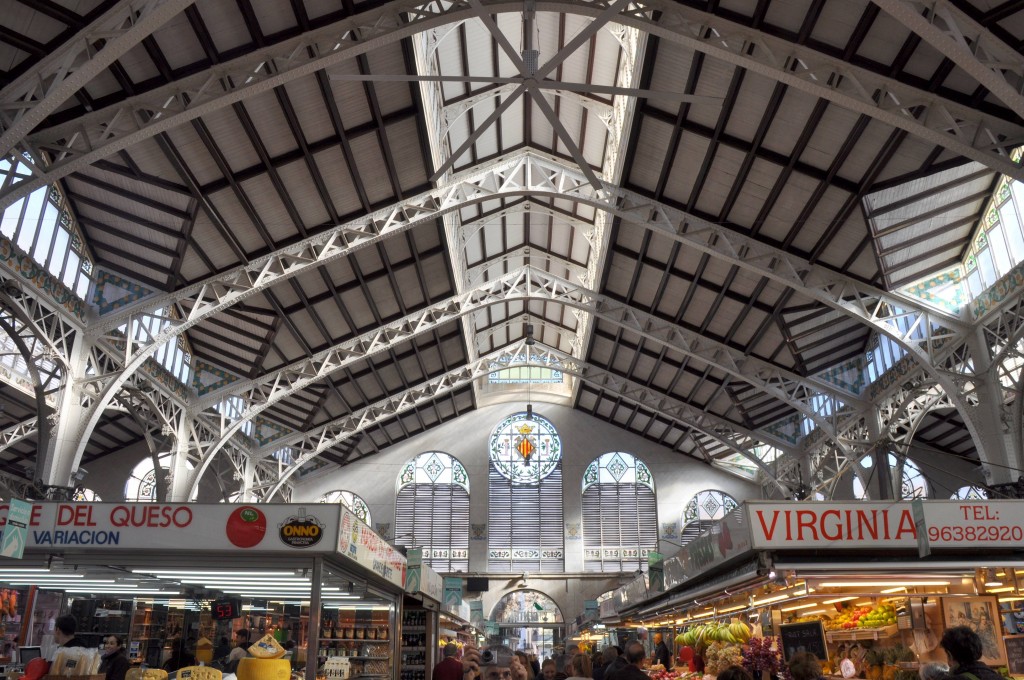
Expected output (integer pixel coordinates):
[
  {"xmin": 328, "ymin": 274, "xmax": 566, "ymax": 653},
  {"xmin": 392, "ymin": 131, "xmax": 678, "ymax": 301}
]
[
  {"xmin": 613, "ymin": 500, "xmax": 1024, "ymax": 679},
  {"xmin": 0, "ymin": 502, "xmax": 406, "ymax": 680}
]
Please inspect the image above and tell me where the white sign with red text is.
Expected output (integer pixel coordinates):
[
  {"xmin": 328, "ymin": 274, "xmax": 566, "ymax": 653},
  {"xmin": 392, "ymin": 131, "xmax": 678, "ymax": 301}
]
[
  {"xmin": 747, "ymin": 500, "xmax": 1023, "ymax": 550},
  {"xmin": 0, "ymin": 502, "xmax": 341, "ymax": 553},
  {"xmin": 337, "ymin": 506, "xmax": 406, "ymax": 589}
]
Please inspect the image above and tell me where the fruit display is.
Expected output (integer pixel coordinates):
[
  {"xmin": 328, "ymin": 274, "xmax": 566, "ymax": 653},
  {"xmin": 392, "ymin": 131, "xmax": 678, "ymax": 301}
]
[
  {"xmin": 825, "ymin": 606, "xmax": 873, "ymax": 630},
  {"xmin": 857, "ymin": 603, "xmax": 897, "ymax": 628},
  {"xmin": 704, "ymin": 642, "xmax": 744, "ymax": 676},
  {"xmin": 674, "ymin": 620, "xmax": 752, "ymax": 647}
]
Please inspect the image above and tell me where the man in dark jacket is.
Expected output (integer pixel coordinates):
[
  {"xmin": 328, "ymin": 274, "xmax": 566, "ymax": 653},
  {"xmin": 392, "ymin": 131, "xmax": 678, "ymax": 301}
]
[
  {"xmin": 941, "ymin": 626, "xmax": 1003, "ymax": 680},
  {"xmin": 53, "ymin": 616, "xmax": 88, "ymax": 649},
  {"xmin": 604, "ymin": 643, "xmax": 646, "ymax": 680},
  {"xmin": 602, "ymin": 647, "xmax": 627, "ymax": 680},
  {"xmin": 653, "ymin": 634, "xmax": 672, "ymax": 670}
]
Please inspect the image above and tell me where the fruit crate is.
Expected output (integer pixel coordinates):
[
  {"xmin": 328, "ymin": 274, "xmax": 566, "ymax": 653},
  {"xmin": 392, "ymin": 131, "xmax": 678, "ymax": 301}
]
[{"xmin": 826, "ymin": 625, "xmax": 899, "ymax": 642}]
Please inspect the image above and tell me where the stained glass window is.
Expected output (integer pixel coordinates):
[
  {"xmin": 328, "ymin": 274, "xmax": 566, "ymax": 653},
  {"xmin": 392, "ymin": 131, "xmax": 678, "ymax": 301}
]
[
  {"xmin": 852, "ymin": 454, "xmax": 928, "ymax": 500},
  {"xmin": 124, "ymin": 454, "xmax": 196, "ymax": 502},
  {"xmin": 679, "ymin": 490, "xmax": 738, "ymax": 547},
  {"xmin": 488, "ymin": 412, "xmax": 563, "ymax": 572},
  {"xmin": 951, "ymin": 485, "xmax": 988, "ymax": 500},
  {"xmin": 488, "ymin": 412, "xmax": 561, "ymax": 483},
  {"xmin": 72, "ymin": 488, "xmax": 101, "ymax": 502},
  {"xmin": 582, "ymin": 453, "xmax": 657, "ymax": 573},
  {"xmin": 319, "ymin": 490, "xmax": 372, "ymax": 525},
  {"xmin": 395, "ymin": 452, "xmax": 469, "ymax": 573}
]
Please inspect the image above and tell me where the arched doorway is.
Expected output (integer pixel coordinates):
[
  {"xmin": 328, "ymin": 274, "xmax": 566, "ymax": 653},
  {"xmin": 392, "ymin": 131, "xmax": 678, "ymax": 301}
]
[{"xmin": 490, "ymin": 589, "xmax": 564, "ymax": 659}]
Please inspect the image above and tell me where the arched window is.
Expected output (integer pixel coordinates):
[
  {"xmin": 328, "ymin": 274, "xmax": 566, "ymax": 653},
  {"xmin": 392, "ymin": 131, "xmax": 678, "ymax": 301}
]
[
  {"xmin": 488, "ymin": 412, "xmax": 563, "ymax": 572},
  {"xmin": 951, "ymin": 485, "xmax": 988, "ymax": 500},
  {"xmin": 124, "ymin": 454, "xmax": 196, "ymax": 502},
  {"xmin": 395, "ymin": 452, "xmax": 469, "ymax": 572},
  {"xmin": 72, "ymin": 488, "xmax": 101, "ymax": 501},
  {"xmin": 490, "ymin": 589, "xmax": 564, "ymax": 660},
  {"xmin": 680, "ymin": 490, "xmax": 738, "ymax": 546},
  {"xmin": 582, "ymin": 452, "xmax": 657, "ymax": 572},
  {"xmin": 853, "ymin": 454, "xmax": 928, "ymax": 500},
  {"xmin": 320, "ymin": 490, "xmax": 372, "ymax": 525}
]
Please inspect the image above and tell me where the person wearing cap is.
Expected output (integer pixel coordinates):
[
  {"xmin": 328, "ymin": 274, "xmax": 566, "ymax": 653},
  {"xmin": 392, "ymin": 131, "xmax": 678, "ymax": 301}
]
[
  {"xmin": 604, "ymin": 643, "xmax": 646, "ymax": 680},
  {"xmin": 434, "ymin": 643, "xmax": 464, "ymax": 680}
]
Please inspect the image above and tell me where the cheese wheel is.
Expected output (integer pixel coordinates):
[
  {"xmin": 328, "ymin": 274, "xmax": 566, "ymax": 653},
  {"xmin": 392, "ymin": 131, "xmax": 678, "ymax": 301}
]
[
  {"xmin": 248, "ymin": 634, "xmax": 286, "ymax": 660},
  {"xmin": 236, "ymin": 658, "xmax": 292, "ymax": 680},
  {"xmin": 177, "ymin": 666, "xmax": 223, "ymax": 680}
]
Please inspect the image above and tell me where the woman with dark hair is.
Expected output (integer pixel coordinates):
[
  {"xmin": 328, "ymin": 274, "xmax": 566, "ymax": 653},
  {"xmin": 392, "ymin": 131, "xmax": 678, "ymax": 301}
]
[
  {"xmin": 940, "ymin": 626, "xmax": 1002, "ymax": 680},
  {"xmin": 788, "ymin": 652, "xmax": 825, "ymax": 680},
  {"xmin": 718, "ymin": 666, "xmax": 754, "ymax": 680},
  {"xmin": 99, "ymin": 635, "xmax": 130, "ymax": 680}
]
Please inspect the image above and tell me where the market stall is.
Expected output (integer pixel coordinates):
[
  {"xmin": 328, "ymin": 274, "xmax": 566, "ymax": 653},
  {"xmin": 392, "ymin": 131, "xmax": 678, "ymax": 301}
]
[
  {"xmin": 0, "ymin": 501, "xmax": 406, "ymax": 680},
  {"xmin": 616, "ymin": 500, "xmax": 1024, "ymax": 679}
]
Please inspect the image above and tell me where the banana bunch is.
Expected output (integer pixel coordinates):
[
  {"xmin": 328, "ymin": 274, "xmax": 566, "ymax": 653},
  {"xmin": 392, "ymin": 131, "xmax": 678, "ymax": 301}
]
[{"xmin": 673, "ymin": 619, "xmax": 752, "ymax": 648}]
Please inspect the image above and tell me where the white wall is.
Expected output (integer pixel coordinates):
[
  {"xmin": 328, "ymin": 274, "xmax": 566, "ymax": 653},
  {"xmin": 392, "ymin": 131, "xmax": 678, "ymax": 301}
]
[{"xmin": 293, "ymin": 402, "xmax": 761, "ymax": 623}]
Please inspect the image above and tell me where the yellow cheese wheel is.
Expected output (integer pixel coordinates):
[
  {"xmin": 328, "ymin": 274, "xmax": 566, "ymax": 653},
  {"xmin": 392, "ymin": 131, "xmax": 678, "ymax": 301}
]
[
  {"xmin": 248, "ymin": 634, "xmax": 286, "ymax": 659},
  {"xmin": 177, "ymin": 666, "xmax": 222, "ymax": 680},
  {"xmin": 236, "ymin": 658, "xmax": 292, "ymax": 680}
]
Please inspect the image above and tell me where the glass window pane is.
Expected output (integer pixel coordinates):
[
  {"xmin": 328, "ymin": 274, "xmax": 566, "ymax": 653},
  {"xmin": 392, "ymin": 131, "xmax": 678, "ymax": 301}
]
[
  {"xmin": 63, "ymin": 250, "xmax": 80, "ymax": 288},
  {"xmin": 990, "ymin": 226, "xmax": 1012, "ymax": 277},
  {"xmin": 1, "ymin": 198, "xmax": 24, "ymax": 239},
  {"xmin": 17, "ymin": 190, "xmax": 45, "ymax": 252},
  {"xmin": 978, "ymin": 247, "xmax": 997, "ymax": 287},
  {"xmin": 35, "ymin": 203, "xmax": 58, "ymax": 266}
]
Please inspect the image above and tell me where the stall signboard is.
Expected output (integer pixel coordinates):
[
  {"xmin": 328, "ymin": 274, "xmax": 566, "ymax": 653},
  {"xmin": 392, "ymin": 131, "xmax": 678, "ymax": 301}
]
[
  {"xmin": 0, "ymin": 502, "xmax": 342, "ymax": 553},
  {"xmin": 599, "ymin": 598, "xmax": 617, "ymax": 621},
  {"xmin": 1003, "ymin": 636, "xmax": 1024, "ymax": 676},
  {"xmin": 747, "ymin": 500, "xmax": 1024, "ymax": 550},
  {"xmin": 337, "ymin": 505, "xmax": 407, "ymax": 588},
  {"xmin": 444, "ymin": 577, "xmax": 464, "ymax": 608},
  {"xmin": 584, "ymin": 600, "xmax": 599, "ymax": 622},
  {"xmin": 405, "ymin": 555, "xmax": 443, "ymax": 603},
  {"xmin": 470, "ymin": 600, "xmax": 484, "ymax": 628},
  {"xmin": 779, "ymin": 621, "xmax": 827, "ymax": 662},
  {"xmin": 663, "ymin": 506, "xmax": 752, "ymax": 590},
  {"xmin": 613, "ymin": 573, "xmax": 649, "ymax": 614}
]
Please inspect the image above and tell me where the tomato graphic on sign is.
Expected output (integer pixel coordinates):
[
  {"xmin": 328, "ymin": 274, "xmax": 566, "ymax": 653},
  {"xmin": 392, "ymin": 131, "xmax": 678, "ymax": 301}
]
[{"xmin": 226, "ymin": 506, "xmax": 267, "ymax": 548}]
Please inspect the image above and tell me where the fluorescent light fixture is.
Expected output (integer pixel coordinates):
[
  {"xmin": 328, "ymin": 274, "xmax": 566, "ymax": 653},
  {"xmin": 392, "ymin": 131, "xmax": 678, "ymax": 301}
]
[
  {"xmin": 999, "ymin": 597, "xmax": 1024, "ymax": 603},
  {"xmin": 64, "ymin": 589, "xmax": 180, "ymax": 595},
  {"xmin": 802, "ymin": 609, "xmax": 828, "ymax": 615},
  {"xmin": 853, "ymin": 601, "xmax": 873, "ymax": 606},
  {"xmin": 818, "ymin": 581, "xmax": 949, "ymax": 588},
  {"xmin": 717, "ymin": 604, "xmax": 747, "ymax": 613},
  {"xmin": 822, "ymin": 597, "xmax": 857, "ymax": 604},
  {"xmin": 0, "ymin": 572, "xmax": 86, "ymax": 578},
  {"xmin": 986, "ymin": 586, "xmax": 1014, "ymax": 593},
  {"xmin": 134, "ymin": 570, "xmax": 298, "ymax": 577},
  {"xmin": 880, "ymin": 587, "xmax": 907, "ymax": 594},
  {"xmin": 751, "ymin": 594, "xmax": 789, "ymax": 606},
  {"xmin": 780, "ymin": 603, "xmax": 821, "ymax": 612}
]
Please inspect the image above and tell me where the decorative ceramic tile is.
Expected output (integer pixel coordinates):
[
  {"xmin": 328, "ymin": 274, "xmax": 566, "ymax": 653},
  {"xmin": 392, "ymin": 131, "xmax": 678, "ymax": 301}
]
[
  {"xmin": 661, "ymin": 522, "xmax": 678, "ymax": 540},
  {"xmin": 565, "ymin": 522, "xmax": 581, "ymax": 540},
  {"xmin": 471, "ymin": 523, "xmax": 487, "ymax": 540}
]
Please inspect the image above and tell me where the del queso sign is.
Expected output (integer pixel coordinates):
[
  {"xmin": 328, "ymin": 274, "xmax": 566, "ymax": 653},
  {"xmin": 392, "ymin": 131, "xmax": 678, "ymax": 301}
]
[
  {"xmin": 747, "ymin": 501, "xmax": 1022, "ymax": 550},
  {"xmin": 0, "ymin": 502, "xmax": 342, "ymax": 553}
]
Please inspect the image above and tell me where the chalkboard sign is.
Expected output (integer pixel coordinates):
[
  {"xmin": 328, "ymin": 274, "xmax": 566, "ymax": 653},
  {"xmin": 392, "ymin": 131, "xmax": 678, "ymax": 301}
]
[
  {"xmin": 779, "ymin": 621, "xmax": 828, "ymax": 663},
  {"xmin": 1004, "ymin": 636, "xmax": 1024, "ymax": 675}
]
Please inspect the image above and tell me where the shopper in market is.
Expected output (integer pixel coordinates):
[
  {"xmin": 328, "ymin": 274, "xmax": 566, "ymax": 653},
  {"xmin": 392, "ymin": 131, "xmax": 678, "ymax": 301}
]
[
  {"xmin": 940, "ymin": 626, "xmax": 1002, "ymax": 680},
  {"xmin": 603, "ymin": 642, "xmax": 645, "ymax": 680},
  {"xmin": 99, "ymin": 635, "xmax": 129, "ymax": 680},
  {"xmin": 434, "ymin": 643, "xmax": 465, "ymax": 680},
  {"xmin": 53, "ymin": 616, "xmax": 88, "ymax": 649},
  {"xmin": 514, "ymin": 651, "xmax": 536, "ymax": 680},
  {"xmin": 566, "ymin": 653, "xmax": 592, "ymax": 680},
  {"xmin": 788, "ymin": 652, "xmax": 825, "ymax": 680},
  {"xmin": 653, "ymin": 633, "xmax": 672, "ymax": 670},
  {"xmin": 920, "ymin": 662, "xmax": 950, "ymax": 680},
  {"xmin": 479, "ymin": 645, "xmax": 517, "ymax": 680},
  {"xmin": 225, "ymin": 629, "xmax": 251, "ymax": 673},
  {"xmin": 717, "ymin": 666, "xmax": 753, "ymax": 680},
  {"xmin": 600, "ymin": 646, "xmax": 626, "ymax": 680},
  {"xmin": 541, "ymin": 658, "xmax": 557, "ymax": 680}
]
